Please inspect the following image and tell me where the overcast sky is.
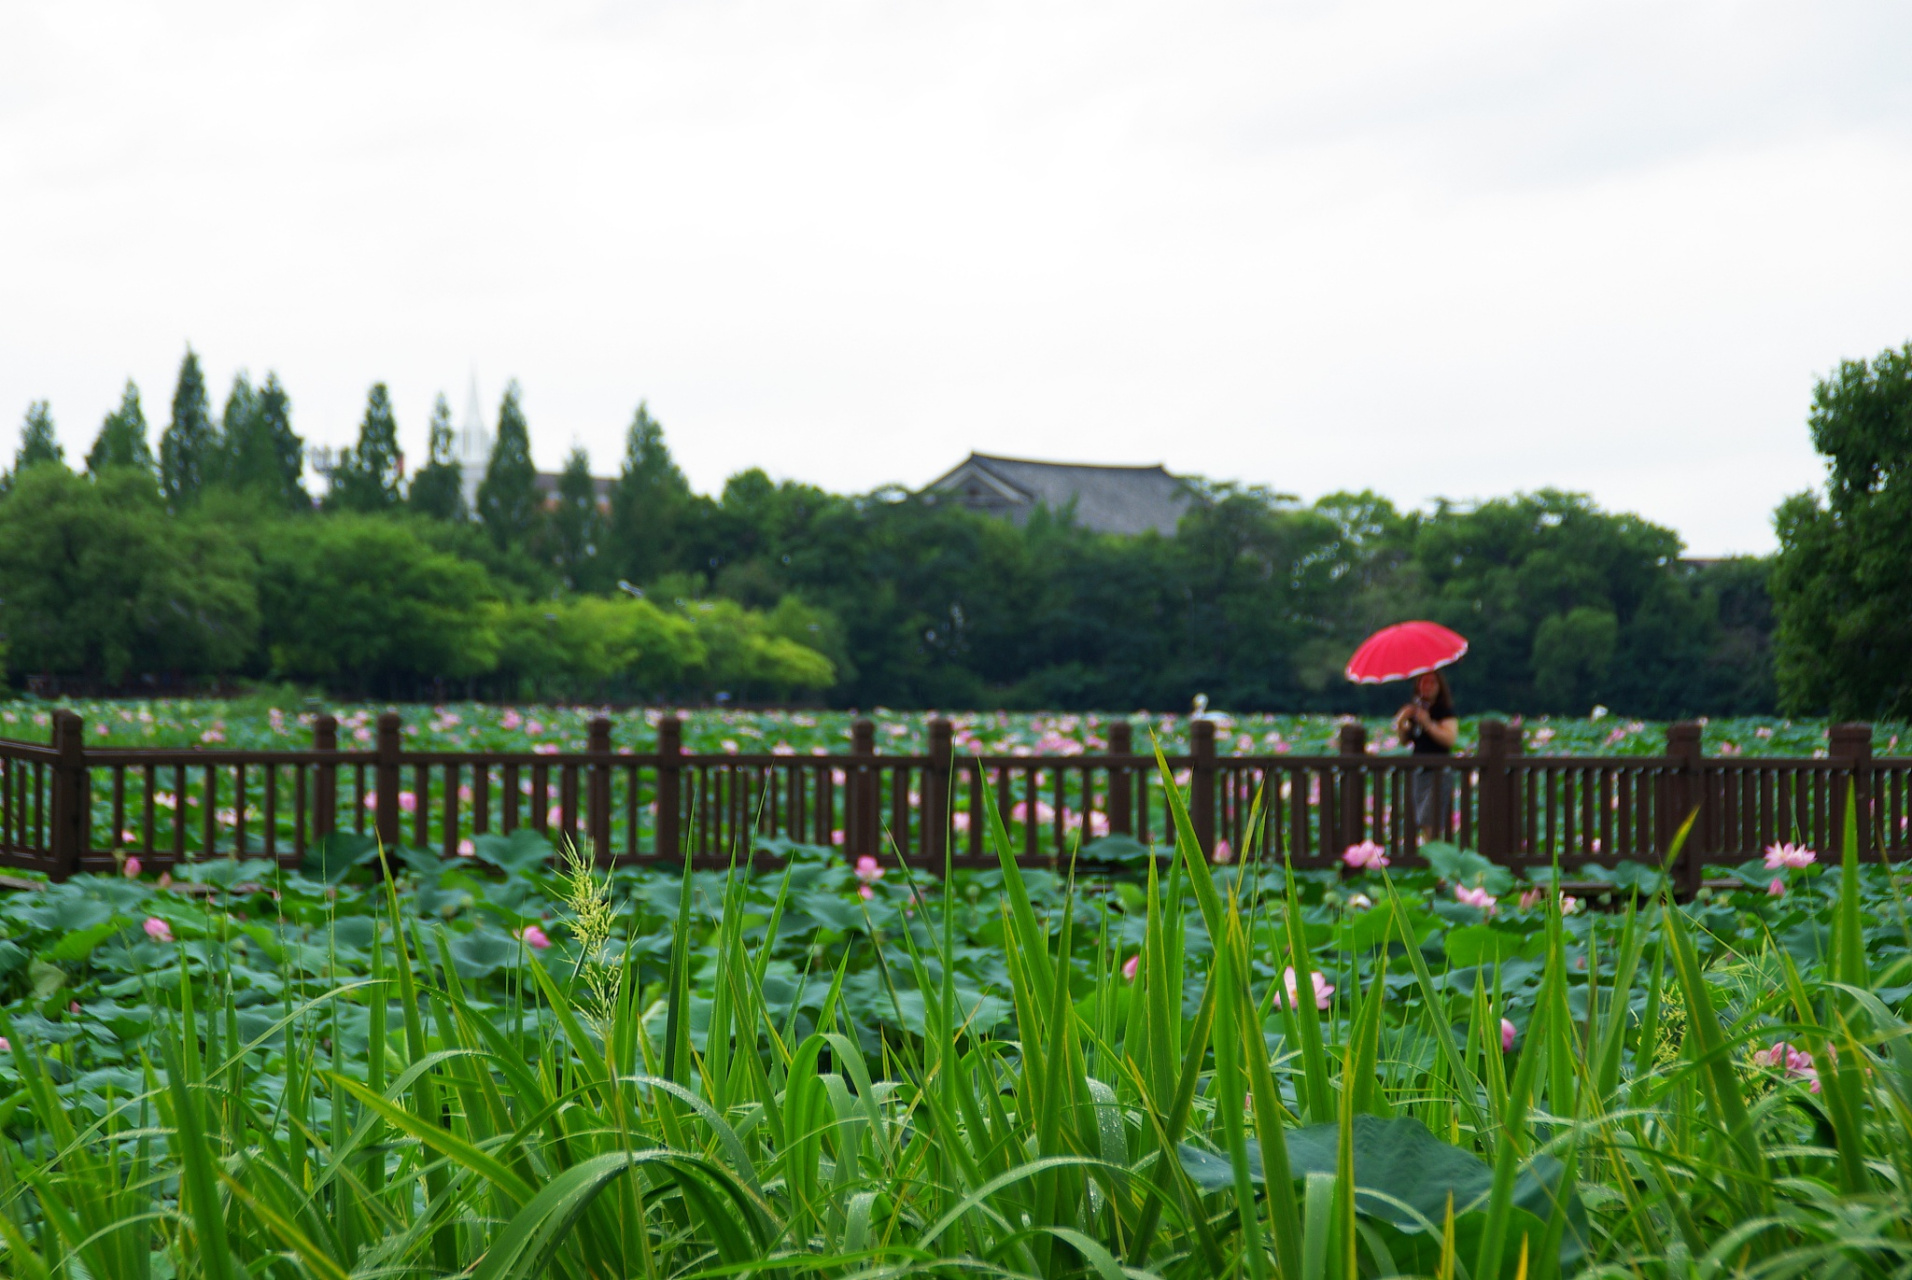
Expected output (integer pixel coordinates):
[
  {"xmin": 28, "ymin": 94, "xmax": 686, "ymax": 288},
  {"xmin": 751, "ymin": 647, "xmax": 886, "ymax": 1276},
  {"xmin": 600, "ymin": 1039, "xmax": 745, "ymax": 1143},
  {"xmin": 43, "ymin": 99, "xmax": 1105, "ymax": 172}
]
[{"xmin": 4, "ymin": 1, "xmax": 1909, "ymax": 555}]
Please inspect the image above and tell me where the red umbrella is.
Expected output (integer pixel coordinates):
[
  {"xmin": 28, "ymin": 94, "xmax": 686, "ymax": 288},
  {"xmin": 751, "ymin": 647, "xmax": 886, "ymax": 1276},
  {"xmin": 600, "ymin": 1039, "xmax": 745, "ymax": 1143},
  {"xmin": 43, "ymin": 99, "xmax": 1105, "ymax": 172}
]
[{"xmin": 1345, "ymin": 621, "xmax": 1468, "ymax": 684}]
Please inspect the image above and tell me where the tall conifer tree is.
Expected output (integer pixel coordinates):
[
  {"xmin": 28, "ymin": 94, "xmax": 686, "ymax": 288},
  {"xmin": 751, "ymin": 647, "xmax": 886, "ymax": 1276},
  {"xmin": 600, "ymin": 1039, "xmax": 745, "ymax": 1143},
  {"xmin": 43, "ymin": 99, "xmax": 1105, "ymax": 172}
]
[
  {"xmin": 86, "ymin": 380, "xmax": 154, "ymax": 475},
  {"xmin": 408, "ymin": 393, "xmax": 467, "ymax": 521},
  {"xmin": 326, "ymin": 383, "xmax": 404, "ymax": 511},
  {"xmin": 159, "ymin": 348, "xmax": 218, "ymax": 508},
  {"xmin": 607, "ymin": 400, "xmax": 691, "ymax": 583},
  {"xmin": 547, "ymin": 446, "xmax": 606, "ymax": 589},
  {"xmin": 14, "ymin": 401, "xmax": 64, "ymax": 473},
  {"xmin": 217, "ymin": 373, "xmax": 258, "ymax": 490},
  {"xmin": 221, "ymin": 372, "xmax": 308, "ymax": 509},
  {"xmin": 476, "ymin": 381, "xmax": 540, "ymax": 549},
  {"xmin": 256, "ymin": 374, "xmax": 310, "ymax": 510}
]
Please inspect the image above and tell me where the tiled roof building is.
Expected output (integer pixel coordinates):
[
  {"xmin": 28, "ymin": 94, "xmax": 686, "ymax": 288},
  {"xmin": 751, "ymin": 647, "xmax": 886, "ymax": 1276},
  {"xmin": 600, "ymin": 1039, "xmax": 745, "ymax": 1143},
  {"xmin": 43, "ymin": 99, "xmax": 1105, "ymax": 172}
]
[{"xmin": 923, "ymin": 452, "xmax": 1197, "ymax": 536}]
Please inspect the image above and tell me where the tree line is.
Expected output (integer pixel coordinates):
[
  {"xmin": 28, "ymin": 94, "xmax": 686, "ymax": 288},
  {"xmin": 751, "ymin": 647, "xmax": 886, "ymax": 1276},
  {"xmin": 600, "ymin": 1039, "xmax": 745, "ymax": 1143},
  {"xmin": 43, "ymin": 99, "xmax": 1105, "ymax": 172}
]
[{"xmin": 1, "ymin": 347, "xmax": 1788, "ymax": 716}]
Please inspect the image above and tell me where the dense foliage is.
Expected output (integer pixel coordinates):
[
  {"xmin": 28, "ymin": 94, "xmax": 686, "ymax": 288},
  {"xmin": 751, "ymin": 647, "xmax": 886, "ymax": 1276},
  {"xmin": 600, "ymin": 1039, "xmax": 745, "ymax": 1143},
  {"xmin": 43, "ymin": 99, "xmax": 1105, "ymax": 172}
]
[
  {"xmin": 0, "ymin": 763, "xmax": 1906, "ymax": 1278},
  {"xmin": 6, "ymin": 352, "xmax": 1778, "ymax": 714},
  {"xmin": 1773, "ymin": 342, "xmax": 1912, "ymax": 719}
]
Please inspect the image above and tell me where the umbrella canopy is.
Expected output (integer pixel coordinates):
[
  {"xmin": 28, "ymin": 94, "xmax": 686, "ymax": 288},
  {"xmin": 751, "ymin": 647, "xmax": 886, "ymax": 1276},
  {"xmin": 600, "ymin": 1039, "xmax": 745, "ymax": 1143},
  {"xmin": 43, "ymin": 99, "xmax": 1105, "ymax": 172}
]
[{"xmin": 1345, "ymin": 621, "xmax": 1469, "ymax": 684}]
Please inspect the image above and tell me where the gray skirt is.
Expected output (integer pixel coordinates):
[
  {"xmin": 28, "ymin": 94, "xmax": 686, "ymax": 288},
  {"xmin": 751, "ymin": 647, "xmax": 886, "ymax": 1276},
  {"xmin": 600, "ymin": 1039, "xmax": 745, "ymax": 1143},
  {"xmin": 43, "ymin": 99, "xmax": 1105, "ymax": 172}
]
[{"xmin": 1410, "ymin": 761, "xmax": 1451, "ymax": 833}]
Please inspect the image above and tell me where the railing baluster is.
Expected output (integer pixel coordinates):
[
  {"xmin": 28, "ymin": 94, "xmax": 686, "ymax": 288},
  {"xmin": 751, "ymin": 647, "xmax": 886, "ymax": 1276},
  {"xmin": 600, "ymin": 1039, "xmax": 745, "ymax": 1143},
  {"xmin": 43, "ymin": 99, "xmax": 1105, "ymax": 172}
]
[{"xmin": 265, "ymin": 763, "xmax": 279, "ymax": 860}]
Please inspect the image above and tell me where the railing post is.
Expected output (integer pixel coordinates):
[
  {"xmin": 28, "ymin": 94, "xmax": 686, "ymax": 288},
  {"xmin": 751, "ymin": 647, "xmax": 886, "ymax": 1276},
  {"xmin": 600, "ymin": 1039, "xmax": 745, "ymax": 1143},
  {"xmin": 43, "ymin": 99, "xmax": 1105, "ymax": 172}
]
[
  {"xmin": 375, "ymin": 712, "xmax": 402, "ymax": 855},
  {"xmin": 851, "ymin": 719, "xmax": 877, "ymax": 859},
  {"xmin": 313, "ymin": 715, "xmax": 338, "ymax": 840},
  {"xmin": 1191, "ymin": 720, "xmax": 1218, "ymax": 858},
  {"xmin": 656, "ymin": 714, "xmax": 682, "ymax": 859},
  {"xmin": 588, "ymin": 716, "xmax": 613, "ymax": 864},
  {"xmin": 1107, "ymin": 722, "xmax": 1134, "ymax": 837},
  {"xmin": 1829, "ymin": 722, "xmax": 1873, "ymax": 861},
  {"xmin": 926, "ymin": 718, "xmax": 952, "ymax": 863},
  {"xmin": 1665, "ymin": 721, "xmax": 1704, "ymax": 896},
  {"xmin": 1337, "ymin": 721, "xmax": 1367, "ymax": 855},
  {"xmin": 49, "ymin": 711, "xmax": 86, "ymax": 881},
  {"xmin": 1476, "ymin": 719, "xmax": 1508, "ymax": 862}
]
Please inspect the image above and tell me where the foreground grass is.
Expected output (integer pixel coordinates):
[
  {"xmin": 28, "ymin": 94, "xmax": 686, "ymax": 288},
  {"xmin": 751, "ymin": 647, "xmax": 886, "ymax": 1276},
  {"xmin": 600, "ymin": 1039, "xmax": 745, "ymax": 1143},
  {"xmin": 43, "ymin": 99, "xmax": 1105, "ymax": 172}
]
[{"xmin": 1, "ymin": 770, "xmax": 1910, "ymax": 1278}]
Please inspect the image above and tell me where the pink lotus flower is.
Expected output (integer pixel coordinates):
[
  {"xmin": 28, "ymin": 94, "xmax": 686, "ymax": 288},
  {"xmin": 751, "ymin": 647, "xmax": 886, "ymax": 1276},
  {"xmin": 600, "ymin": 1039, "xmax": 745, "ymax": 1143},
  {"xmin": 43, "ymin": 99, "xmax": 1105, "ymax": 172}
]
[
  {"xmin": 143, "ymin": 917, "xmax": 173, "ymax": 943},
  {"xmin": 854, "ymin": 855, "xmax": 885, "ymax": 884},
  {"xmin": 858, "ymin": 885, "xmax": 874, "ymax": 900},
  {"xmin": 158, "ymin": 872, "xmax": 172, "ymax": 890},
  {"xmin": 1274, "ymin": 966, "xmax": 1334, "ymax": 1010},
  {"xmin": 518, "ymin": 925, "xmax": 551, "ymax": 950},
  {"xmin": 123, "ymin": 856, "xmax": 142, "ymax": 878},
  {"xmin": 1343, "ymin": 840, "xmax": 1389, "ymax": 871},
  {"xmin": 1345, "ymin": 892, "xmax": 1373, "ymax": 911},
  {"xmin": 951, "ymin": 811, "xmax": 971, "ymax": 832},
  {"xmin": 1518, "ymin": 887, "xmax": 1544, "ymax": 911},
  {"xmin": 0, "ymin": 1037, "xmax": 10, "ymax": 1052},
  {"xmin": 398, "ymin": 791, "xmax": 417, "ymax": 813},
  {"xmin": 1454, "ymin": 885, "xmax": 1498, "ymax": 914},
  {"xmin": 1010, "ymin": 800, "xmax": 1058, "ymax": 825},
  {"xmin": 501, "ymin": 709, "xmax": 523, "ymax": 730},
  {"xmin": 1764, "ymin": 842, "xmax": 1816, "ymax": 870},
  {"xmin": 1751, "ymin": 1040, "xmax": 1820, "ymax": 1091},
  {"xmin": 1122, "ymin": 953, "xmax": 1141, "ymax": 981},
  {"xmin": 1768, "ymin": 877, "xmax": 1786, "ymax": 898},
  {"xmin": 1211, "ymin": 839, "xmax": 1233, "ymax": 865},
  {"xmin": 457, "ymin": 838, "xmax": 475, "ymax": 856},
  {"xmin": 1501, "ymin": 1018, "xmax": 1517, "ymax": 1051}
]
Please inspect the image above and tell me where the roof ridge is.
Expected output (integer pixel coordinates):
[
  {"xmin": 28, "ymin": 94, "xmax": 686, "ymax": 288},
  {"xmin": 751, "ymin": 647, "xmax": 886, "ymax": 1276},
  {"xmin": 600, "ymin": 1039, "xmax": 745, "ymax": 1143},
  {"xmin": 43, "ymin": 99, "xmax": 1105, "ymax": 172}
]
[{"xmin": 969, "ymin": 452, "xmax": 1171, "ymax": 473}]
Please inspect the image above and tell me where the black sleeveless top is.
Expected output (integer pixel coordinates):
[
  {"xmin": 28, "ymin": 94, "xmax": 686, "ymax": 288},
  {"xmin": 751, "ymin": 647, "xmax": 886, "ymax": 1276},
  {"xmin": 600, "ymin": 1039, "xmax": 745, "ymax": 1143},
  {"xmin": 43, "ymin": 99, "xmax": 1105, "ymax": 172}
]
[{"xmin": 1408, "ymin": 693, "xmax": 1457, "ymax": 755}]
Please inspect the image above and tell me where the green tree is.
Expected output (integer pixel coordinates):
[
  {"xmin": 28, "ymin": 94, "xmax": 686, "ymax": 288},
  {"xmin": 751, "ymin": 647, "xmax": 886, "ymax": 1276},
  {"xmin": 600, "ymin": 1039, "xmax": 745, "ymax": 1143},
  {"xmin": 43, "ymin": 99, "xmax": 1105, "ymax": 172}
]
[
  {"xmin": 159, "ymin": 347, "xmax": 219, "ymax": 508},
  {"xmin": 86, "ymin": 380, "xmax": 155, "ymax": 475},
  {"xmin": 476, "ymin": 381, "xmax": 540, "ymax": 550},
  {"xmin": 679, "ymin": 597, "xmax": 835, "ymax": 696},
  {"xmin": 1410, "ymin": 490, "xmax": 1685, "ymax": 714},
  {"xmin": 13, "ymin": 400, "xmax": 64, "ymax": 475},
  {"xmin": 0, "ymin": 466, "xmax": 258, "ymax": 680},
  {"xmin": 255, "ymin": 514, "xmax": 500, "ymax": 692},
  {"xmin": 223, "ymin": 372, "xmax": 308, "ymax": 510},
  {"xmin": 1772, "ymin": 343, "xmax": 1912, "ymax": 716},
  {"xmin": 408, "ymin": 393, "xmax": 467, "ymax": 521},
  {"xmin": 545, "ymin": 446, "xmax": 606, "ymax": 590},
  {"xmin": 216, "ymin": 373, "xmax": 256, "ymax": 489},
  {"xmin": 490, "ymin": 595, "xmax": 703, "ymax": 694},
  {"xmin": 1531, "ymin": 605, "xmax": 1619, "ymax": 710},
  {"xmin": 325, "ymin": 383, "xmax": 405, "ymax": 512},
  {"xmin": 607, "ymin": 401, "xmax": 690, "ymax": 584}
]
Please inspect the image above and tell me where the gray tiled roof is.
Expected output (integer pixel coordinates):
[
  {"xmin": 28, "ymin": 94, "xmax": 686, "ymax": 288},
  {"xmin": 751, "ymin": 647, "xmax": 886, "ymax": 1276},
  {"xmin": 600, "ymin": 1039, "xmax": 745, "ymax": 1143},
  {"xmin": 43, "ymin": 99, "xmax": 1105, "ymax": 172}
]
[{"xmin": 924, "ymin": 453, "xmax": 1196, "ymax": 536}]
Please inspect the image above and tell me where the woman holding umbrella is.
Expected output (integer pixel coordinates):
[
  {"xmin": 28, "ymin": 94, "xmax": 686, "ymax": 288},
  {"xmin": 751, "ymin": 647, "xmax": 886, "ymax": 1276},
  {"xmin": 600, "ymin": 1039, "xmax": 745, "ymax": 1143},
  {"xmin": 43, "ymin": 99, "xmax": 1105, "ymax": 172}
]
[{"xmin": 1346, "ymin": 622, "xmax": 1467, "ymax": 839}]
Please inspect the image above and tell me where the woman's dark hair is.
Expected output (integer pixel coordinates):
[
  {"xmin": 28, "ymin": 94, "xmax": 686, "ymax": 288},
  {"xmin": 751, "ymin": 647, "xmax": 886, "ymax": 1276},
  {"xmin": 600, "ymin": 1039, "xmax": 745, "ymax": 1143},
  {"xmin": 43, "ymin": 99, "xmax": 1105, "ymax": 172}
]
[{"xmin": 1421, "ymin": 670, "xmax": 1455, "ymax": 710}]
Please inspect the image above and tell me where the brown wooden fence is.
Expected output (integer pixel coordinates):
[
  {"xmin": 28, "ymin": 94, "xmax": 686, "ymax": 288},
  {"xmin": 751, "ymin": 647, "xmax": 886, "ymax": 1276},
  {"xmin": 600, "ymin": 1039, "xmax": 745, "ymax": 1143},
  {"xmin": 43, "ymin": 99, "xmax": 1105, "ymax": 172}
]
[{"xmin": 0, "ymin": 711, "xmax": 1896, "ymax": 885}]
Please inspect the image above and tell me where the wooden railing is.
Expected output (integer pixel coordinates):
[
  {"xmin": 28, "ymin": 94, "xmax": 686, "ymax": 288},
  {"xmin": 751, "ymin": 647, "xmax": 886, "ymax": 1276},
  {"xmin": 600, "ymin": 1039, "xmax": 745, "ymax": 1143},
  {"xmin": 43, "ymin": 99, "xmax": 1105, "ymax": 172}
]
[{"xmin": 0, "ymin": 711, "xmax": 1892, "ymax": 882}]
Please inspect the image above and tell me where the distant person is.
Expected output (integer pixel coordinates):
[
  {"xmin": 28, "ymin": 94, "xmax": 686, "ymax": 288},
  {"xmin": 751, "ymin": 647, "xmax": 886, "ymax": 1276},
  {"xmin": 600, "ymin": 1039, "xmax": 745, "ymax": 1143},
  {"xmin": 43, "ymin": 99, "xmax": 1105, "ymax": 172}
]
[{"xmin": 1394, "ymin": 670, "xmax": 1459, "ymax": 838}]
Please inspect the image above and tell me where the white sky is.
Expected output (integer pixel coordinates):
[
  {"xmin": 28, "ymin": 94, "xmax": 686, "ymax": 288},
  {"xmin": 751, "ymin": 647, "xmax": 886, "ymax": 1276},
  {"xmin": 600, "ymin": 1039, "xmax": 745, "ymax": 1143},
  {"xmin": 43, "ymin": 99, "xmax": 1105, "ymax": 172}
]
[{"xmin": 4, "ymin": 1, "xmax": 1909, "ymax": 556}]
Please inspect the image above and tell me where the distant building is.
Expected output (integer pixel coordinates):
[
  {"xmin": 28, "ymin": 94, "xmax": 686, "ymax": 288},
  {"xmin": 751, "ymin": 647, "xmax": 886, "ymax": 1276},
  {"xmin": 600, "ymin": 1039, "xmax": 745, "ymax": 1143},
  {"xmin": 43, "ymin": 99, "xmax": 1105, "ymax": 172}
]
[
  {"xmin": 533, "ymin": 471, "xmax": 614, "ymax": 511},
  {"xmin": 922, "ymin": 452, "xmax": 1197, "ymax": 536}
]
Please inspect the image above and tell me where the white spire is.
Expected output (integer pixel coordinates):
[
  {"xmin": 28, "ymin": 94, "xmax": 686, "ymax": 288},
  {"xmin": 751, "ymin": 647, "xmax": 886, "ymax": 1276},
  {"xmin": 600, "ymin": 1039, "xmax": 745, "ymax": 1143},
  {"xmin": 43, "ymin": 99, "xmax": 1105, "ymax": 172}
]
[{"xmin": 458, "ymin": 374, "xmax": 492, "ymax": 510}]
